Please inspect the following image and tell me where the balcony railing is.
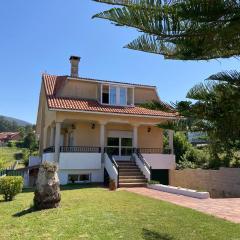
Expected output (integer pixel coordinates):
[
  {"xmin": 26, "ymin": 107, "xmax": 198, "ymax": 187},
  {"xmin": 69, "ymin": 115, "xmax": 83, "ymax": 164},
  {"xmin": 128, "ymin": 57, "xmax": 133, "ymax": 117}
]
[
  {"xmin": 60, "ymin": 146, "xmax": 101, "ymax": 153},
  {"xmin": 137, "ymin": 148, "xmax": 163, "ymax": 154},
  {"xmin": 43, "ymin": 146, "xmax": 55, "ymax": 153}
]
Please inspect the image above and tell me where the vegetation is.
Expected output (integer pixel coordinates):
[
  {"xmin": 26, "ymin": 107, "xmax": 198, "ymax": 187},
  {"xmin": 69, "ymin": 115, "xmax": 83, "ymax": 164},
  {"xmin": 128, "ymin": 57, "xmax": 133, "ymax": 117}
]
[
  {"xmin": 0, "ymin": 186, "xmax": 240, "ymax": 239},
  {"xmin": 0, "ymin": 147, "xmax": 24, "ymax": 169},
  {"xmin": 0, "ymin": 176, "xmax": 23, "ymax": 201},
  {"xmin": 93, "ymin": 0, "xmax": 240, "ymax": 60}
]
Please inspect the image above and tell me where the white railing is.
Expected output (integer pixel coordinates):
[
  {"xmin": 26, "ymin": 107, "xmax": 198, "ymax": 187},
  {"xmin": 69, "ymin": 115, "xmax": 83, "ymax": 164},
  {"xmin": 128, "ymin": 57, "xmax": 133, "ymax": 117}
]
[
  {"xmin": 133, "ymin": 153, "xmax": 151, "ymax": 181},
  {"xmin": 104, "ymin": 153, "xmax": 119, "ymax": 187}
]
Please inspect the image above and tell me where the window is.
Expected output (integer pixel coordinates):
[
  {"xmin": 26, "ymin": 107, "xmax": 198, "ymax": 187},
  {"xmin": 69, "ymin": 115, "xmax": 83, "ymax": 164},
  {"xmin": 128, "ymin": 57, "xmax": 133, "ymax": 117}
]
[
  {"xmin": 110, "ymin": 86, "xmax": 117, "ymax": 105},
  {"xmin": 102, "ymin": 85, "xmax": 109, "ymax": 104},
  {"xmin": 120, "ymin": 87, "xmax": 127, "ymax": 105},
  {"xmin": 68, "ymin": 174, "xmax": 91, "ymax": 184},
  {"xmin": 101, "ymin": 84, "xmax": 132, "ymax": 106}
]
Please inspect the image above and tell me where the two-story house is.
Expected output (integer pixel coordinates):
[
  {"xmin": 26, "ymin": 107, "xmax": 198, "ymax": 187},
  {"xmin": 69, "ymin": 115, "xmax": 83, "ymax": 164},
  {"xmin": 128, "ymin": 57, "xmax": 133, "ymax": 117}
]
[{"xmin": 36, "ymin": 56, "xmax": 178, "ymax": 187}]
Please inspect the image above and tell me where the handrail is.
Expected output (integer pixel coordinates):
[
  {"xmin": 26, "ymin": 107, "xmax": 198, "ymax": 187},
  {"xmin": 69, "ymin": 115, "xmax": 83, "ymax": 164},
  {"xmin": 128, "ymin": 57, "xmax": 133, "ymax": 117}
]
[
  {"xmin": 134, "ymin": 148, "xmax": 151, "ymax": 171},
  {"xmin": 104, "ymin": 148, "xmax": 119, "ymax": 170},
  {"xmin": 104, "ymin": 148, "xmax": 119, "ymax": 188},
  {"xmin": 43, "ymin": 146, "xmax": 55, "ymax": 153},
  {"xmin": 60, "ymin": 146, "xmax": 101, "ymax": 153}
]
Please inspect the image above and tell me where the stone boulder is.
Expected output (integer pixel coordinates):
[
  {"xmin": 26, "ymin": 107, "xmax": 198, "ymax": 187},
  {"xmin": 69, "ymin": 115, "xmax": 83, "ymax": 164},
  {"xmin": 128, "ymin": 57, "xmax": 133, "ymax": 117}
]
[{"xmin": 34, "ymin": 162, "xmax": 61, "ymax": 210}]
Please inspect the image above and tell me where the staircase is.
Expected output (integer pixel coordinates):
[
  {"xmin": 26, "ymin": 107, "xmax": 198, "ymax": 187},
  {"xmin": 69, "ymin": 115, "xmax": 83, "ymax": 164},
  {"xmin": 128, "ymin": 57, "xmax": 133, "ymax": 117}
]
[{"xmin": 117, "ymin": 160, "xmax": 147, "ymax": 187}]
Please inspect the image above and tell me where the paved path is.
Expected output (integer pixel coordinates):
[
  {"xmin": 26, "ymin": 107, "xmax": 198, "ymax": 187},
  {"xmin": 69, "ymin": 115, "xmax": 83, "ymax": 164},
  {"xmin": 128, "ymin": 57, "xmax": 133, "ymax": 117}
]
[{"xmin": 123, "ymin": 187, "xmax": 240, "ymax": 223}]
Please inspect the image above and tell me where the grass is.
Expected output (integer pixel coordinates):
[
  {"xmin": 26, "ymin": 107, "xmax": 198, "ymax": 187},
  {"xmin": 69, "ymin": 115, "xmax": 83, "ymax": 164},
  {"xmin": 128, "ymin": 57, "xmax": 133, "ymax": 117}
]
[
  {"xmin": 0, "ymin": 185, "xmax": 239, "ymax": 240},
  {"xmin": 0, "ymin": 147, "xmax": 21, "ymax": 168}
]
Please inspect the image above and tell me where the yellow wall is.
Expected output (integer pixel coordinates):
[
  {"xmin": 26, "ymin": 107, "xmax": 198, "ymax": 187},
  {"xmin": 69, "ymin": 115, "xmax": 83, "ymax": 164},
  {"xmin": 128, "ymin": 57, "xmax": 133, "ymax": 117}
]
[
  {"xmin": 73, "ymin": 122, "xmax": 100, "ymax": 146},
  {"xmin": 134, "ymin": 87, "xmax": 159, "ymax": 104},
  {"xmin": 138, "ymin": 126, "xmax": 163, "ymax": 149},
  {"xmin": 58, "ymin": 79, "xmax": 98, "ymax": 100}
]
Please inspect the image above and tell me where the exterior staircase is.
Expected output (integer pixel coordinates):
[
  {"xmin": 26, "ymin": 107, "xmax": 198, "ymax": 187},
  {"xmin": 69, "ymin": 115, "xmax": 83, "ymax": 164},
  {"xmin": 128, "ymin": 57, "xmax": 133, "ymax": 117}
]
[{"xmin": 117, "ymin": 161, "xmax": 147, "ymax": 187}]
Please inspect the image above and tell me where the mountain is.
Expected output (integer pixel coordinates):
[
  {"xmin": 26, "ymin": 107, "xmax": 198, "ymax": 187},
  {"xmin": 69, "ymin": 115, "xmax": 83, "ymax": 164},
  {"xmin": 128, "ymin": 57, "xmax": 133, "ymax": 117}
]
[{"xmin": 0, "ymin": 115, "xmax": 32, "ymax": 127}]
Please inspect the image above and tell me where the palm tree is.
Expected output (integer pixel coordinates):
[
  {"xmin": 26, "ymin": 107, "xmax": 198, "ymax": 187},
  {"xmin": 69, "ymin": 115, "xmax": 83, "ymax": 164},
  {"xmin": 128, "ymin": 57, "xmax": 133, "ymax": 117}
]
[
  {"xmin": 93, "ymin": 0, "xmax": 240, "ymax": 60},
  {"xmin": 142, "ymin": 71, "xmax": 240, "ymax": 166}
]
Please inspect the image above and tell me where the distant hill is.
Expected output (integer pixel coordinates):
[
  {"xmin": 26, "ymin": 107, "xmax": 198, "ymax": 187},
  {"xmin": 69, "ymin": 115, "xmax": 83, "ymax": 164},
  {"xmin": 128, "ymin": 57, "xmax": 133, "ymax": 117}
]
[{"xmin": 0, "ymin": 115, "xmax": 31, "ymax": 128}]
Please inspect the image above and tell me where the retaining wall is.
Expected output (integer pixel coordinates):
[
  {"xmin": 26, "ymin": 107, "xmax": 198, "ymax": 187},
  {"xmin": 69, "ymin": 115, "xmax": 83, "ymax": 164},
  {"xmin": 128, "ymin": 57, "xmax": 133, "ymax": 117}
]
[{"xmin": 169, "ymin": 168, "xmax": 240, "ymax": 198}]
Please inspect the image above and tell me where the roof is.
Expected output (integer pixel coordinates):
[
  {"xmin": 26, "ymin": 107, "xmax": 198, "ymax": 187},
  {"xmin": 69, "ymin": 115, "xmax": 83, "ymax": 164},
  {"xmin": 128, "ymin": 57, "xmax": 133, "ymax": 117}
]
[
  {"xmin": 43, "ymin": 74, "xmax": 178, "ymax": 118},
  {"xmin": 0, "ymin": 132, "xmax": 20, "ymax": 141}
]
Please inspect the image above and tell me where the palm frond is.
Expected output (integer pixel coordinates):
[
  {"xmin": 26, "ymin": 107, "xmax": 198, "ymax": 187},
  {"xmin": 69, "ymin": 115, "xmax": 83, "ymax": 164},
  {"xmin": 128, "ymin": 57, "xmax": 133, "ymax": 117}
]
[
  {"xmin": 207, "ymin": 71, "xmax": 240, "ymax": 86},
  {"xmin": 187, "ymin": 82, "xmax": 215, "ymax": 101},
  {"xmin": 140, "ymin": 100, "xmax": 175, "ymax": 112},
  {"xmin": 93, "ymin": 0, "xmax": 240, "ymax": 60}
]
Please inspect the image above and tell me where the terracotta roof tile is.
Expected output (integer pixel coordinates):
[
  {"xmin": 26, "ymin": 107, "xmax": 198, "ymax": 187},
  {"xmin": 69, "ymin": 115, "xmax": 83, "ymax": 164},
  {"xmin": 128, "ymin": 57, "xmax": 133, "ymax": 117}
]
[{"xmin": 43, "ymin": 74, "xmax": 178, "ymax": 118}]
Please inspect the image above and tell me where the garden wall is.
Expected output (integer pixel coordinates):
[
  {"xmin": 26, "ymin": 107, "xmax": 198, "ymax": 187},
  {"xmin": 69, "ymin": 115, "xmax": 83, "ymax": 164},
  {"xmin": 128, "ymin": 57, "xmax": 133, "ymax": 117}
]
[{"xmin": 169, "ymin": 168, "xmax": 240, "ymax": 198}]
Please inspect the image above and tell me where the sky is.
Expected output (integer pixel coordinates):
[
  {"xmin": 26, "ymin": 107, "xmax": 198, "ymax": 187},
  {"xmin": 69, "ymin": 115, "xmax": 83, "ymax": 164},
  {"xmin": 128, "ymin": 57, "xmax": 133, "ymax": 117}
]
[{"xmin": 0, "ymin": 0, "xmax": 239, "ymax": 124}]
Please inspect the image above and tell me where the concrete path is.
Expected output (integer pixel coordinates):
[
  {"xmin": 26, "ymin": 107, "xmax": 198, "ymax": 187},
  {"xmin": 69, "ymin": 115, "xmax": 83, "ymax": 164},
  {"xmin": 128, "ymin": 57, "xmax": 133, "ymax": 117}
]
[{"xmin": 123, "ymin": 187, "xmax": 240, "ymax": 223}]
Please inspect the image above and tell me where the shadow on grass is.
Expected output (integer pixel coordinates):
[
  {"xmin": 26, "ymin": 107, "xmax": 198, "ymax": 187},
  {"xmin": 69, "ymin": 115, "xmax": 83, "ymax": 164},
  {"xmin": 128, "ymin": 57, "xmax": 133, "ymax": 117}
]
[
  {"xmin": 12, "ymin": 206, "xmax": 39, "ymax": 217},
  {"xmin": 142, "ymin": 229, "xmax": 174, "ymax": 240}
]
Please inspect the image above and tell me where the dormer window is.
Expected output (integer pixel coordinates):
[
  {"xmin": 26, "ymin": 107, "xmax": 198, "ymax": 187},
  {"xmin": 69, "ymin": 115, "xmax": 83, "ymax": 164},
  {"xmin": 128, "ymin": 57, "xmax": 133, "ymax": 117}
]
[{"xmin": 101, "ymin": 84, "xmax": 134, "ymax": 106}]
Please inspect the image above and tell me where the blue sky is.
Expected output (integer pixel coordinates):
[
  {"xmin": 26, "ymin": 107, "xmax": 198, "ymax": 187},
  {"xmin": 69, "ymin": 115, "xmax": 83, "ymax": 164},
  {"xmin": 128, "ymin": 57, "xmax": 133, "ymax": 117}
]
[{"xmin": 0, "ymin": 0, "xmax": 239, "ymax": 124}]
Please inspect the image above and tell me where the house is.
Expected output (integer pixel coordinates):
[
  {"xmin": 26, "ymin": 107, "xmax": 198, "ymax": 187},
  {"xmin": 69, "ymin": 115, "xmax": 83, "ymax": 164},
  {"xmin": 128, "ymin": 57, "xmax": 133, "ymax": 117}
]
[
  {"xmin": 0, "ymin": 132, "xmax": 21, "ymax": 144},
  {"xmin": 36, "ymin": 56, "xmax": 178, "ymax": 187}
]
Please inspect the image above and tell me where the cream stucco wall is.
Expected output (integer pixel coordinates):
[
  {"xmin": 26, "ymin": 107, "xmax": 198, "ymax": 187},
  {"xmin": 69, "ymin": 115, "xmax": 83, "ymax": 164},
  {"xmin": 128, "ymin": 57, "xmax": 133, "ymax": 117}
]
[
  {"xmin": 134, "ymin": 87, "xmax": 159, "ymax": 104},
  {"xmin": 73, "ymin": 122, "xmax": 100, "ymax": 146},
  {"xmin": 138, "ymin": 126, "xmax": 163, "ymax": 149},
  {"xmin": 58, "ymin": 80, "xmax": 98, "ymax": 100}
]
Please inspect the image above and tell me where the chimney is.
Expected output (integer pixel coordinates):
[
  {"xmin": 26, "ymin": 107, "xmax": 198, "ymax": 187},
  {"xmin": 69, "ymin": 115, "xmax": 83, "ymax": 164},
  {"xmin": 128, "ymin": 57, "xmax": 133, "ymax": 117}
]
[{"xmin": 69, "ymin": 56, "xmax": 80, "ymax": 77}]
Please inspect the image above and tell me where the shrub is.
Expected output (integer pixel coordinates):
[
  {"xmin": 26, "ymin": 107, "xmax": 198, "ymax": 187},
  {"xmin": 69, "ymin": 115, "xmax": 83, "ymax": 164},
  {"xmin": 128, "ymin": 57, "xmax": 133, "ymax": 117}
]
[
  {"xmin": 0, "ymin": 176, "xmax": 23, "ymax": 201},
  {"xmin": 14, "ymin": 152, "xmax": 23, "ymax": 160},
  {"xmin": 148, "ymin": 180, "xmax": 160, "ymax": 185},
  {"xmin": 173, "ymin": 132, "xmax": 192, "ymax": 163}
]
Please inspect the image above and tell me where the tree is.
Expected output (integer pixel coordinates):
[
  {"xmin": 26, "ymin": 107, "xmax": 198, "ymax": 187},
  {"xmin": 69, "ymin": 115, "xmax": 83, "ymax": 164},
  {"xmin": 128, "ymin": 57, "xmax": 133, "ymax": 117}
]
[
  {"xmin": 142, "ymin": 71, "xmax": 240, "ymax": 167},
  {"xmin": 23, "ymin": 131, "xmax": 38, "ymax": 153},
  {"xmin": 93, "ymin": 0, "xmax": 240, "ymax": 60}
]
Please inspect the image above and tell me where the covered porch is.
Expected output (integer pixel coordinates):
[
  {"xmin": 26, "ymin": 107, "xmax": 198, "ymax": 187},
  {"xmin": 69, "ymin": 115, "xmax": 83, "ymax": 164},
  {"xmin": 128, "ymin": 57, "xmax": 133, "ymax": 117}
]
[{"xmin": 42, "ymin": 119, "xmax": 174, "ymax": 163}]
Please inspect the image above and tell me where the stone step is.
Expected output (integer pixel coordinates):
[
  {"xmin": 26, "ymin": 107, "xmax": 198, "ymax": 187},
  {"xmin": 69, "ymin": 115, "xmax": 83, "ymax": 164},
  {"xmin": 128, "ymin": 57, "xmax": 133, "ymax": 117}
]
[
  {"xmin": 119, "ymin": 178, "xmax": 147, "ymax": 183},
  {"xmin": 119, "ymin": 171, "xmax": 143, "ymax": 176},
  {"xmin": 118, "ymin": 166, "xmax": 139, "ymax": 169},
  {"xmin": 119, "ymin": 175, "xmax": 146, "ymax": 179},
  {"xmin": 117, "ymin": 162, "xmax": 136, "ymax": 166},
  {"xmin": 119, "ymin": 183, "xmax": 147, "ymax": 188}
]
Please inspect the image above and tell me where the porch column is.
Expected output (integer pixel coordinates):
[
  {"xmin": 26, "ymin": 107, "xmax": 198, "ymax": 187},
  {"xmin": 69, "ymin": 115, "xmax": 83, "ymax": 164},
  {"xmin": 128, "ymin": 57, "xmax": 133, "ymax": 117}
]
[
  {"xmin": 50, "ymin": 125, "xmax": 55, "ymax": 146},
  {"xmin": 54, "ymin": 122, "xmax": 62, "ymax": 162},
  {"xmin": 99, "ymin": 122, "xmax": 106, "ymax": 154},
  {"xmin": 168, "ymin": 130, "xmax": 174, "ymax": 154},
  {"xmin": 132, "ymin": 124, "xmax": 139, "ymax": 149}
]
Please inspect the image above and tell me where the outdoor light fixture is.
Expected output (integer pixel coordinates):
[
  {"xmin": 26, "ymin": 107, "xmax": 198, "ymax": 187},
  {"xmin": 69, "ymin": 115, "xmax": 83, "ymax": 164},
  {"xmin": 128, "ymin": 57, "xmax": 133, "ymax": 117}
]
[
  {"xmin": 91, "ymin": 123, "xmax": 95, "ymax": 129},
  {"xmin": 147, "ymin": 127, "xmax": 151, "ymax": 133}
]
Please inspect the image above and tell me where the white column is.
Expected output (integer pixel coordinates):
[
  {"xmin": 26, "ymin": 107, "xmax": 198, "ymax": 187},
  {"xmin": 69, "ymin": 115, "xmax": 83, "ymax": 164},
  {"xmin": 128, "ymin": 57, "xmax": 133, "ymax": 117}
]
[
  {"xmin": 100, "ymin": 122, "xmax": 106, "ymax": 154},
  {"xmin": 132, "ymin": 124, "xmax": 139, "ymax": 149},
  {"xmin": 50, "ymin": 126, "xmax": 55, "ymax": 146},
  {"xmin": 54, "ymin": 122, "xmax": 61, "ymax": 162},
  {"xmin": 168, "ymin": 130, "xmax": 174, "ymax": 154}
]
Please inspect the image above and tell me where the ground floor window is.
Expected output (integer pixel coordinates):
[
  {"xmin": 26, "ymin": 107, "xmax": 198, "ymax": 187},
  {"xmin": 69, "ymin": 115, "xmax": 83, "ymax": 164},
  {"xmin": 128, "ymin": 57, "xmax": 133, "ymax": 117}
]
[{"xmin": 68, "ymin": 173, "xmax": 91, "ymax": 184}]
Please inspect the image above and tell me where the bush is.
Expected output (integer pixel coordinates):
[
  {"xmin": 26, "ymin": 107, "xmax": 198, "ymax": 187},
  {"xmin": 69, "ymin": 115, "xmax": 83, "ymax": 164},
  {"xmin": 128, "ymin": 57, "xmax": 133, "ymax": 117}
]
[
  {"xmin": 14, "ymin": 152, "xmax": 23, "ymax": 160},
  {"xmin": 173, "ymin": 132, "xmax": 192, "ymax": 163},
  {"xmin": 0, "ymin": 176, "xmax": 23, "ymax": 201},
  {"xmin": 7, "ymin": 141, "xmax": 16, "ymax": 148}
]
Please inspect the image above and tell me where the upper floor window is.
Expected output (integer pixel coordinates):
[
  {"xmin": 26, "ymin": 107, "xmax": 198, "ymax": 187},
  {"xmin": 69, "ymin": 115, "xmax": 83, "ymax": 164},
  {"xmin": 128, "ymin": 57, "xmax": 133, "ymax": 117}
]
[{"xmin": 101, "ymin": 84, "xmax": 134, "ymax": 106}]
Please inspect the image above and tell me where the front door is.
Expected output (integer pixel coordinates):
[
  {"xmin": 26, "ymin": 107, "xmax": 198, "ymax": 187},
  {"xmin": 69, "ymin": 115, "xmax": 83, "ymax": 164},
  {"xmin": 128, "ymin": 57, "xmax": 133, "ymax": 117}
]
[{"xmin": 107, "ymin": 136, "xmax": 133, "ymax": 160}]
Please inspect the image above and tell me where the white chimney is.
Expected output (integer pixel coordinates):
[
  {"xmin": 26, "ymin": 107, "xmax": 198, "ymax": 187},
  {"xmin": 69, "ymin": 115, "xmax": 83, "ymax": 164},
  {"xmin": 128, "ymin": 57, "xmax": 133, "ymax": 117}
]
[{"xmin": 69, "ymin": 56, "xmax": 80, "ymax": 77}]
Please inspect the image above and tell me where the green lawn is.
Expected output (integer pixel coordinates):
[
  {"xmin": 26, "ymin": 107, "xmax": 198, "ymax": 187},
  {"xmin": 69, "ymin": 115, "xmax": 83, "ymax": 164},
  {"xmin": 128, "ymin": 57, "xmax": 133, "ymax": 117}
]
[
  {"xmin": 0, "ymin": 185, "xmax": 239, "ymax": 240},
  {"xmin": 0, "ymin": 147, "xmax": 26, "ymax": 169}
]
